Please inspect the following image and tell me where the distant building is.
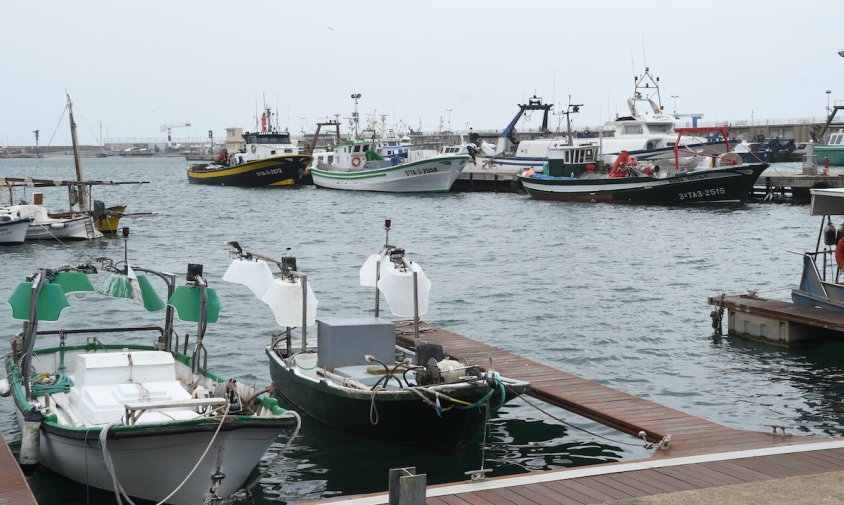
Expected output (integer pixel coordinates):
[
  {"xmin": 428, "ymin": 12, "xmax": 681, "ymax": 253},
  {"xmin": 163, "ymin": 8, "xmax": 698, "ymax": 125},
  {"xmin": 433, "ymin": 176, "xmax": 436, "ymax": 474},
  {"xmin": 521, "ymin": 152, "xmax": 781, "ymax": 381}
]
[{"xmin": 225, "ymin": 127, "xmax": 245, "ymax": 154}]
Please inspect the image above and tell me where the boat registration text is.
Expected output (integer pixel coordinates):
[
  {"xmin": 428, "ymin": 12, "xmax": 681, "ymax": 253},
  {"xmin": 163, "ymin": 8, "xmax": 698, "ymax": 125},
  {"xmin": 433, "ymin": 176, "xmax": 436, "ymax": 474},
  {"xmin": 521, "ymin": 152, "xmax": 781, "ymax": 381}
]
[
  {"xmin": 678, "ymin": 187, "xmax": 726, "ymax": 200},
  {"xmin": 405, "ymin": 167, "xmax": 438, "ymax": 177}
]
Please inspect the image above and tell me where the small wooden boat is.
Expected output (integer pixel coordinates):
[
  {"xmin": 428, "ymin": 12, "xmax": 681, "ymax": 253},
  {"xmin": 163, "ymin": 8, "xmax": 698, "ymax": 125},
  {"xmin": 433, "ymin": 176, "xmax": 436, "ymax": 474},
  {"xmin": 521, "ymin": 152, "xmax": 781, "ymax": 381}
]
[
  {"xmin": 1, "ymin": 232, "xmax": 299, "ymax": 504},
  {"xmin": 223, "ymin": 221, "xmax": 529, "ymax": 451},
  {"xmin": 0, "ymin": 214, "xmax": 29, "ymax": 244}
]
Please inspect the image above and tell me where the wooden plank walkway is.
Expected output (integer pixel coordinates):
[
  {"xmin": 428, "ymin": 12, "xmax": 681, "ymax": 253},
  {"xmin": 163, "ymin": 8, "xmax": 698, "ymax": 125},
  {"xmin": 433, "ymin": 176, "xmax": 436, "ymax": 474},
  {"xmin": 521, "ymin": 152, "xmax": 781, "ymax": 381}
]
[
  {"xmin": 297, "ymin": 322, "xmax": 844, "ymax": 504},
  {"xmin": 301, "ymin": 323, "xmax": 844, "ymax": 504},
  {"xmin": 396, "ymin": 323, "xmax": 808, "ymax": 457},
  {"xmin": 0, "ymin": 433, "xmax": 37, "ymax": 505},
  {"xmin": 317, "ymin": 442, "xmax": 844, "ymax": 504}
]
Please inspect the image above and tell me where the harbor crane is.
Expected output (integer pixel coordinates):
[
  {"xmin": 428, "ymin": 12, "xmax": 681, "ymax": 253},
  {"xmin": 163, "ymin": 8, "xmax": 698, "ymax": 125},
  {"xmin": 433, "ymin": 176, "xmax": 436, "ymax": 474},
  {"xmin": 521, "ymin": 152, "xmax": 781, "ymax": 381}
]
[
  {"xmin": 673, "ymin": 113, "xmax": 704, "ymax": 127},
  {"xmin": 160, "ymin": 123, "xmax": 191, "ymax": 151}
]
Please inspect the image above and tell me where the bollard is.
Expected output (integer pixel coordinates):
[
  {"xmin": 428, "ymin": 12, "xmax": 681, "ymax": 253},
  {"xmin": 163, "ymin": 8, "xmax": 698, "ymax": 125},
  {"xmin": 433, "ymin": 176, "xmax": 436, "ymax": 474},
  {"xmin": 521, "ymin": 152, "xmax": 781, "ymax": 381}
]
[{"xmin": 388, "ymin": 467, "xmax": 426, "ymax": 505}]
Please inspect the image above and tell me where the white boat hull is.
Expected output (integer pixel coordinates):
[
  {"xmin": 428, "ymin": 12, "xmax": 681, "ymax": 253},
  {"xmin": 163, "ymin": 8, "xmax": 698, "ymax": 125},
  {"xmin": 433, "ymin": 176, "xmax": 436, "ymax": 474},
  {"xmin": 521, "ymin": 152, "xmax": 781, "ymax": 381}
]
[
  {"xmin": 18, "ymin": 410, "xmax": 282, "ymax": 505},
  {"xmin": 26, "ymin": 214, "xmax": 101, "ymax": 240},
  {"xmin": 0, "ymin": 218, "xmax": 29, "ymax": 244},
  {"xmin": 311, "ymin": 155, "xmax": 468, "ymax": 192}
]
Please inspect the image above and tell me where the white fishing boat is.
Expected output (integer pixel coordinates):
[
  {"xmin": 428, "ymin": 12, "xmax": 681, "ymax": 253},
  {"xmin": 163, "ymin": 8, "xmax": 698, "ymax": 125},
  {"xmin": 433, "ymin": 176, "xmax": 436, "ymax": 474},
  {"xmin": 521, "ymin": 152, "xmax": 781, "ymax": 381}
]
[
  {"xmin": 1, "ymin": 231, "xmax": 299, "ymax": 505},
  {"xmin": 474, "ymin": 69, "xmax": 727, "ymax": 172},
  {"xmin": 310, "ymin": 138, "xmax": 468, "ymax": 192}
]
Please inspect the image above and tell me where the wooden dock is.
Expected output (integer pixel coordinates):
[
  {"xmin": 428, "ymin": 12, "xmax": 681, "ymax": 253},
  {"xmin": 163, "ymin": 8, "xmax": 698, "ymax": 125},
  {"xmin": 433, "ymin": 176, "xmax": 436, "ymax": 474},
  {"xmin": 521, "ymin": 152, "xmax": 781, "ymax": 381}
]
[
  {"xmin": 303, "ymin": 323, "xmax": 844, "ymax": 504},
  {"xmin": 453, "ymin": 167, "xmax": 521, "ymax": 192},
  {"xmin": 0, "ymin": 433, "xmax": 37, "ymax": 505},
  {"xmin": 754, "ymin": 172, "xmax": 844, "ymax": 202},
  {"xmin": 709, "ymin": 293, "xmax": 844, "ymax": 347}
]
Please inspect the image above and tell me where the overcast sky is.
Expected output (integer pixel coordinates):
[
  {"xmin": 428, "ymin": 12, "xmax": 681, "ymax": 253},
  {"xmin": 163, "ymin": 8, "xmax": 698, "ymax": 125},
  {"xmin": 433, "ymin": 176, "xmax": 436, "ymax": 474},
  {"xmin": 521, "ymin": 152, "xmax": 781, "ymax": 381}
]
[{"xmin": 2, "ymin": 0, "xmax": 843, "ymax": 146}]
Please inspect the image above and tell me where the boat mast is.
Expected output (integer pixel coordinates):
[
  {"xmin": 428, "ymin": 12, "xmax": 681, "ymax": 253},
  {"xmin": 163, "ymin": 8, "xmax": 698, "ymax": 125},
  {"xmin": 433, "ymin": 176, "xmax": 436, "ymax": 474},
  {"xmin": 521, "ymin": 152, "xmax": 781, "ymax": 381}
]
[{"xmin": 66, "ymin": 94, "xmax": 87, "ymax": 211}]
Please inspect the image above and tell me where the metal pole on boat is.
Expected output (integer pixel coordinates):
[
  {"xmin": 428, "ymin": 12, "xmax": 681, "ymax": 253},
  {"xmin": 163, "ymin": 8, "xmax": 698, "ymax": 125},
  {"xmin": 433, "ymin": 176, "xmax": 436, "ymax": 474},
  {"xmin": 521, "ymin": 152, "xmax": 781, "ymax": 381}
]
[
  {"xmin": 300, "ymin": 273, "xmax": 308, "ymax": 352},
  {"xmin": 21, "ymin": 271, "xmax": 45, "ymax": 401},
  {"xmin": 66, "ymin": 94, "xmax": 87, "ymax": 211},
  {"xmin": 412, "ymin": 268, "xmax": 420, "ymax": 349}
]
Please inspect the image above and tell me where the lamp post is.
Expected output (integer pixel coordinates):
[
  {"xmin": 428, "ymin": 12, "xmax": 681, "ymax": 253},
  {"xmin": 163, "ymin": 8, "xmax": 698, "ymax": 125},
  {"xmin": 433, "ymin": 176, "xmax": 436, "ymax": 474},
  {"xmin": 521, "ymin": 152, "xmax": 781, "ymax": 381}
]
[
  {"xmin": 670, "ymin": 95, "xmax": 679, "ymax": 115},
  {"xmin": 350, "ymin": 93, "xmax": 362, "ymax": 138}
]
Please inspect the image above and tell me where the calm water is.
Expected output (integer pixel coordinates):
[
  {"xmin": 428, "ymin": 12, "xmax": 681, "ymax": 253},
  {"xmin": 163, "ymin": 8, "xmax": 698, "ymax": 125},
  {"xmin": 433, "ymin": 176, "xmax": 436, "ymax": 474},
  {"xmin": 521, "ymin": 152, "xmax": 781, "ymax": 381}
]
[{"xmin": 2, "ymin": 157, "xmax": 843, "ymax": 504}]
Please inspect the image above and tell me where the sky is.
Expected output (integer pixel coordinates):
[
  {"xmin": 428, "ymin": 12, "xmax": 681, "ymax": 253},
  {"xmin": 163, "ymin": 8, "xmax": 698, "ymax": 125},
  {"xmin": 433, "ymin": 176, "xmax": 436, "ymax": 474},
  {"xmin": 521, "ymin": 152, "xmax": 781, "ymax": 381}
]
[{"xmin": 2, "ymin": 0, "xmax": 843, "ymax": 146}]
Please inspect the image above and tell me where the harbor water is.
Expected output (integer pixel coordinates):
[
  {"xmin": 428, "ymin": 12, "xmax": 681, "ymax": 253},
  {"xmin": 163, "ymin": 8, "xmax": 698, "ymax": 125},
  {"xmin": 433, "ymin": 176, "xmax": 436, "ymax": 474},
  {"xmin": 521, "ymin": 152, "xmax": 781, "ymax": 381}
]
[{"xmin": 1, "ymin": 157, "xmax": 843, "ymax": 504}]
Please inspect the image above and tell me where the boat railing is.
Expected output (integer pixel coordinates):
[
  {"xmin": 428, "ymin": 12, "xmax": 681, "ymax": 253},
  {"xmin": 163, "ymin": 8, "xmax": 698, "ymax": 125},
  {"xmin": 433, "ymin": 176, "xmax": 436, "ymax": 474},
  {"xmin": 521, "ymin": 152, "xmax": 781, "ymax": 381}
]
[{"xmin": 124, "ymin": 397, "xmax": 228, "ymax": 425}]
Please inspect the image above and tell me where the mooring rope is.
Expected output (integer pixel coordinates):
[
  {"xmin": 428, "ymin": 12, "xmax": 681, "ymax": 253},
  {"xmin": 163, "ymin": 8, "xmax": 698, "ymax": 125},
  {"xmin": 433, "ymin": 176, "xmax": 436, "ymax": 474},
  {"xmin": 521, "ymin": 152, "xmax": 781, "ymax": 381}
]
[
  {"xmin": 98, "ymin": 403, "xmax": 231, "ymax": 505},
  {"xmin": 504, "ymin": 383, "xmax": 667, "ymax": 450},
  {"xmin": 218, "ymin": 410, "xmax": 303, "ymax": 504}
]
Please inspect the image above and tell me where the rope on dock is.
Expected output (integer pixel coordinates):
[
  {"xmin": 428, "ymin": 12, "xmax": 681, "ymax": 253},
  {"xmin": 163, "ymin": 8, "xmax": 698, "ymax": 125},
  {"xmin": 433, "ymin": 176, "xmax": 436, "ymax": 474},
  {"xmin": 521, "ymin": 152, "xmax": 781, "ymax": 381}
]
[{"xmin": 504, "ymin": 384, "xmax": 670, "ymax": 450}]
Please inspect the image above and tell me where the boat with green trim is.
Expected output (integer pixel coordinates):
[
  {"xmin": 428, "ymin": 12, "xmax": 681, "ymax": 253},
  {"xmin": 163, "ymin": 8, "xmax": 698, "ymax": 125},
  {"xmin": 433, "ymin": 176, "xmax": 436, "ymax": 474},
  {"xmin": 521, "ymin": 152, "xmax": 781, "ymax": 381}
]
[
  {"xmin": 1, "ymin": 230, "xmax": 299, "ymax": 505},
  {"xmin": 223, "ymin": 221, "xmax": 529, "ymax": 451},
  {"xmin": 187, "ymin": 105, "xmax": 312, "ymax": 186},
  {"xmin": 815, "ymin": 127, "xmax": 844, "ymax": 166},
  {"xmin": 310, "ymin": 138, "xmax": 469, "ymax": 192}
]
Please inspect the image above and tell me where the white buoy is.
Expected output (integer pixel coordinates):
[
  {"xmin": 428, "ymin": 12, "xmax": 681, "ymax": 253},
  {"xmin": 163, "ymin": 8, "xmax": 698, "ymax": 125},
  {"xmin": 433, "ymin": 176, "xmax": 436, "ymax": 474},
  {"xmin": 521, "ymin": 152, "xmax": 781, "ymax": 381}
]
[
  {"xmin": 19, "ymin": 408, "xmax": 43, "ymax": 473},
  {"xmin": 0, "ymin": 378, "xmax": 10, "ymax": 397}
]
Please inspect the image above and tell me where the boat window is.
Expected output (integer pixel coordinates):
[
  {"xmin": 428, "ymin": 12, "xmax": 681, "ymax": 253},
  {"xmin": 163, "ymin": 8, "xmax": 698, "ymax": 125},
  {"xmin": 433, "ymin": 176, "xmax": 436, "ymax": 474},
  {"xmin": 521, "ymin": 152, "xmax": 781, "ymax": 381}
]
[
  {"xmin": 831, "ymin": 134, "xmax": 842, "ymax": 145},
  {"xmin": 363, "ymin": 145, "xmax": 370, "ymax": 151},
  {"xmin": 621, "ymin": 125, "xmax": 644, "ymax": 135},
  {"xmin": 285, "ymin": 149, "xmax": 293, "ymax": 153},
  {"xmin": 353, "ymin": 145, "xmax": 361, "ymax": 153},
  {"xmin": 271, "ymin": 150, "xmax": 276, "ymax": 155},
  {"xmin": 585, "ymin": 150, "xmax": 593, "ymax": 160},
  {"xmin": 328, "ymin": 156, "xmax": 334, "ymax": 163},
  {"xmin": 247, "ymin": 135, "xmax": 257, "ymax": 143},
  {"xmin": 648, "ymin": 124, "xmax": 672, "ymax": 134}
]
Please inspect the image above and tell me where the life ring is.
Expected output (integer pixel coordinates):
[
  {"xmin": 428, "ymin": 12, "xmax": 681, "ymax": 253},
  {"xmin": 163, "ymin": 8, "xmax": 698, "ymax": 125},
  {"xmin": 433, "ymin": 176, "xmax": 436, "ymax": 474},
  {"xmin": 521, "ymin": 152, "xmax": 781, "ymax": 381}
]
[
  {"xmin": 351, "ymin": 156, "xmax": 362, "ymax": 167},
  {"xmin": 836, "ymin": 237, "xmax": 844, "ymax": 270},
  {"xmin": 251, "ymin": 145, "xmax": 257, "ymax": 153}
]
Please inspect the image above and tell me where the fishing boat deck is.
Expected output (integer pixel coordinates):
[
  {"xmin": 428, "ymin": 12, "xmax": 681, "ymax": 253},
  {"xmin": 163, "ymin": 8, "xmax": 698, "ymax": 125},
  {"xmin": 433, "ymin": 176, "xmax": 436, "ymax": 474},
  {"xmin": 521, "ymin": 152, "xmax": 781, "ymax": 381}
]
[
  {"xmin": 0, "ymin": 434, "xmax": 36, "ymax": 505},
  {"xmin": 302, "ymin": 323, "xmax": 844, "ymax": 504}
]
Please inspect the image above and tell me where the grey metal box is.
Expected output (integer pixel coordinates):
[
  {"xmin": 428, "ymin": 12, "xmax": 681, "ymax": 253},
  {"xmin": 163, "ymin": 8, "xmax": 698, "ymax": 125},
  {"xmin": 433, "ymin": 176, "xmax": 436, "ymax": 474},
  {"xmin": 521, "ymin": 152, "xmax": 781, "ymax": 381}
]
[{"xmin": 317, "ymin": 317, "xmax": 396, "ymax": 370}]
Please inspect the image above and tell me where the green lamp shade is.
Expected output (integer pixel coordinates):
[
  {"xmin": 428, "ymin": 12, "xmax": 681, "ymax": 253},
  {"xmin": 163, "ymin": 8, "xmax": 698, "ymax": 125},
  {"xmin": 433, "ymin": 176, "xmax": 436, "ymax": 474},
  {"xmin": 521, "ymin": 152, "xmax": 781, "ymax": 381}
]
[
  {"xmin": 7, "ymin": 282, "xmax": 71, "ymax": 321},
  {"xmin": 52, "ymin": 271, "xmax": 95, "ymax": 294},
  {"xmin": 99, "ymin": 273, "xmax": 165, "ymax": 312},
  {"xmin": 168, "ymin": 286, "xmax": 221, "ymax": 323}
]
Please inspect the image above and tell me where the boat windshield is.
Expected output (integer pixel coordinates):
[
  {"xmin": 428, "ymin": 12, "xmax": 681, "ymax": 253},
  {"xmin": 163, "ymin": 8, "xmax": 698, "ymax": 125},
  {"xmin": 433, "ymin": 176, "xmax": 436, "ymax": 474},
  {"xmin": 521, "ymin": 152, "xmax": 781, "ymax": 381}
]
[
  {"xmin": 246, "ymin": 134, "xmax": 292, "ymax": 145},
  {"xmin": 648, "ymin": 124, "xmax": 673, "ymax": 134}
]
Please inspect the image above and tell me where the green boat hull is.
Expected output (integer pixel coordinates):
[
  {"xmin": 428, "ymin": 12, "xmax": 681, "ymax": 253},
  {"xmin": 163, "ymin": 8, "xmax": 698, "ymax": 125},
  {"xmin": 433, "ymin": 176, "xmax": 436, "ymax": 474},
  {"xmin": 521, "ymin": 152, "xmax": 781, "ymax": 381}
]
[
  {"xmin": 814, "ymin": 146, "xmax": 844, "ymax": 166},
  {"xmin": 266, "ymin": 347, "xmax": 517, "ymax": 451}
]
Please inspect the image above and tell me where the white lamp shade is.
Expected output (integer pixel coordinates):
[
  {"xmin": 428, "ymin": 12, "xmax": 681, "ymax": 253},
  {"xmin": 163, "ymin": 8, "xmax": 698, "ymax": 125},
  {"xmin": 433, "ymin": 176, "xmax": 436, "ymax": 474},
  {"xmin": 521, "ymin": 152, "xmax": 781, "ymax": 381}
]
[
  {"xmin": 222, "ymin": 259, "xmax": 274, "ymax": 298},
  {"xmin": 359, "ymin": 254, "xmax": 381, "ymax": 287},
  {"xmin": 377, "ymin": 260, "xmax": 430, "ymax": 318},
  {"xmin": 260, "ymin": 278, "xmax": 318, "ymax": 327}
]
